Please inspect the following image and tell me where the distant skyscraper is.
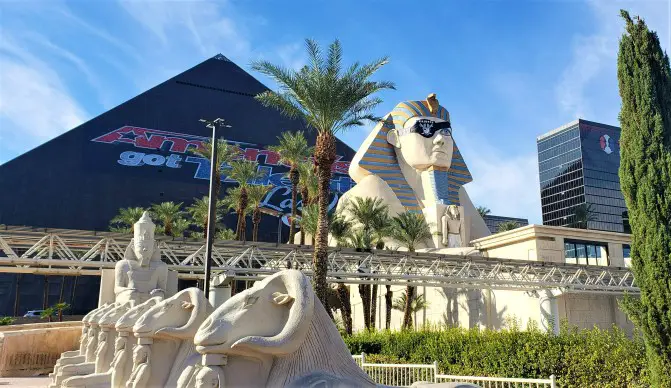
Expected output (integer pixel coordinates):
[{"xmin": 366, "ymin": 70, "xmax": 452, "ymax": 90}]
[
  {"xmin": 537, "ymin": 119, "xmax": 629, "ymax": 233},
  {"xmin": 482, "ymin": 215, "xmax": 529, "ymax": 233}
]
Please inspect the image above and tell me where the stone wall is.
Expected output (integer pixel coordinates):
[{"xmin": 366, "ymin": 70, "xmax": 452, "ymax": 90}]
[{"xmin": 0, "ymin": 321, "xmax": 81, "ymax": 377}]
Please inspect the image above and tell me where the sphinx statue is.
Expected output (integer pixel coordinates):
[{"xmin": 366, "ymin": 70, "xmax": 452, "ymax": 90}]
[
  {"xmin": 336, "ymin": 94, "xmax": 490, "ymax": 252},
  {"xmin": 115, "ymin": 212, "xmax": 169, "ymax": 305}
]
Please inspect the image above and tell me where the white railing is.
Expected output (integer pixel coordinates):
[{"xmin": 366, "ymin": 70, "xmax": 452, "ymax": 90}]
[
  {"xmin": 353, "ymin": 353, "xmax": 557, "ymax": 387},
  {"xmin": 435, "ymin": 374, "xmax": 557, "ymax": 388}
]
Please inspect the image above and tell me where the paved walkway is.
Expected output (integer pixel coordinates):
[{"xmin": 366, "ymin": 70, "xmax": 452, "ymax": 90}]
[{"xmin": 0, "ymin": 377, "xmax": 49, "ymax": 387}]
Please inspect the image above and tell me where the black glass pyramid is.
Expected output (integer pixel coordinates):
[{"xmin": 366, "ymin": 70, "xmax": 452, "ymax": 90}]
[{"xmin": 0, "ymin": 54, "xmax": 356, "ymax": 241}]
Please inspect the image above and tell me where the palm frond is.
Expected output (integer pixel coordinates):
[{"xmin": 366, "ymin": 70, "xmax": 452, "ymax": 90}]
[
  {"xmin": 224, "ymin": 160, "xmax": 262, "ymax": 188},
  {"xmin": 389, "ymin": 211, "xmax": 432, "ymax": 252}
]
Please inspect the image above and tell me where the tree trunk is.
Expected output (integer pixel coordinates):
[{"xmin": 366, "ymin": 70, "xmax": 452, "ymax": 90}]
[
  {"xmin": 370, "ymin": 284, "xmax": 378, "ymax": 329},
  {"xmin": 359, "ymin": 284, "xmax": 371, "ymax": 330},
  {"xmin": 214, "ymin": 170, "xmax": 221, "ymax": 200},
  {"xmin": 59, "ymin": 276, "xmax": 65, "ymax": 303},
  {"xmin": 289, "ymin": 167, "xmax": 299, "ymax": 243},
  {"xmin": 299, "ymin": 186, "xmax": 308, "ymax": 245},
  {"xmin": 42, "ymin": 276, "xmax": 49, "ymax": 310},
  {"xmin": 313, "ymin": 132, "xmax": 336, "ymax": 316},
  {"xmin": 252, "ymin": 208, "xmax": 261, "ymax": 242},
  {"xmin": 13, "ymin": 274, "xmax": 21, "ymax": 317},
  {"xmin": 335, "ymin": 282, "xmax": 352, "ymax": 335},
  {"xmin": 165, "ymin": 221, "xmax": 173, "ymax": 236},
  {"xmin": 236, "ymin": 187, "xmax": 249, "ymax": 242},
  {"xmin": 385, "ymin": 284, "xmax": 392, "ymax": 330},
  {"xmin": 402, "ymin": 285, "xmax": 415, "ymax": 330},
  {"xmin": 58, "ymin": 309, "xmax": 63, "ymax": 322}
]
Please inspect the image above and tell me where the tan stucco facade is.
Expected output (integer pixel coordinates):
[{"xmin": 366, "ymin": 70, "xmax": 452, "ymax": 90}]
[{"xmin": 347, "ymin": 225, "xmax": 635, "ymax": 334}]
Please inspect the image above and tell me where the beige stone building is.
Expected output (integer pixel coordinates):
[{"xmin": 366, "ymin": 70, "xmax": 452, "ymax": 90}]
[{"xmin": 347, "ymin": 225, "xmax": 635, "ymax": 334}]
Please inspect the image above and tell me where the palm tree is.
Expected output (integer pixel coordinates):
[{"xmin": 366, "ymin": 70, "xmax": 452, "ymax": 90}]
[
  {"xmin": 329, "ymin": 212, "xmax": 353, "ymax": 247},
  {"xmin": 392, "ymin": 290, "xmax": 429, "ymax": 329},
  {"xmin": 247, "ymin": 184, "xmax": 273, "ymax": 242},
  {"xmin": 298, "ymin": 203, "xmax": 320, "ymax": 237},
  {"xmin": 346, "ymin": 197, "xmax": 390, "ymax": 251},
  {"xmin": 252, "ymin": 39, "xmax": 394, "ymax": 311},
  {"xmin": 110, "ymin": 207, "xmax": 145, "ymax": 233},
  {"xmin": 40, "ymin": 307, "xmax": 55, "ymax": 323},
  {"xmin": 171, "ymin": 217, "xmax": 191, "ymax": 238},
  {"xmin": 476, "ymin": 206, "xmax": 491, "ymax": 218},
  {"xmin": 189, "ymin": 139, "xmax": 240, "ymax": 199},
  {"xmin": 186, "ymin": 196, "xmax": 223, "ymax": 234},
  {"xmin": 53, "ymin": 302, "xmax": 70, "ymax": 322},
  {"xmin": 150, "ymin": 202, "xmax": 183, "ymax": 236},
  {"xmin": 225, "ymin": 160, "xmax": 262, "ymax": 241},
  {"xmin": 345, "ymin": 197, "xmax": 389, "ymax": 329},
  {"xmin": 496, "ymin": 220, "xmax": 520, "ymax": 233},
  {"xmin": 268, "ymin": 131, "xmax": 313, "ymax": 243},
  {"xmin": 297, "ymin": 160, "xmax": 319, "ymax": 245},
  {"xmin": 389, "ymin": 211, "xmax": 432, "ymax": 329},
  {"xmin": 572, "ymin": 203, "xmax": 598, "ymax": 229},
  {"xmin": 215, "ymin": 228, "xmax": 236, "ymax": 241}
]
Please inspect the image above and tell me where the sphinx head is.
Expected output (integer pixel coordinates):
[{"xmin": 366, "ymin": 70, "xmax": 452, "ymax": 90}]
[
  {"xmin": 133, "ymin": 212, "xmax": 156, "ymax": 265},
  {"xmin": 387, "ymin": 115, "xmax": 454, "ymax": 170}
]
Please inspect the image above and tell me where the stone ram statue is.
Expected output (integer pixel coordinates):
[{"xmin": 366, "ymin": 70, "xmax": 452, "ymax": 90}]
[
  {"xmin": 125, "ymin": 287, "xmax": 211, "ymax": 388},
  {"xmin": 192, "ymin": 270, "xmax": 375, "ymax": 387},
  {"xmin": 61, "ymin": 298, "xmax": 163, "ymax": 388},
  {"xmin": 50, "ymin": 303, "xmax": 116, "ymax": 387}
]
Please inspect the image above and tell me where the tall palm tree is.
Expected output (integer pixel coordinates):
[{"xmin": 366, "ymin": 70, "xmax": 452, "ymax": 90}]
[
  {"xmin": 392, "ymin": 290, "xmax": 429, "ymax": 329},
  {"xmin": 572, "ymin": 203, "xmax": 598, "ymax": 229},
  {"xmin": 150, "ymin": 202, "xmax": 183, "ymax": 236},
  {"xmin": 268, "ymin": 131, "xmax": 313, "ymax": 242},
  {"xmin": 110, "ymin": 207, "xmax": 145, "ymax": 233},
  {"xmin": 389, "ymin": 211, "xmax": 432, "ymax": 329},
  {"xmin": 252, "ymin": 39, "xmax": 394, "ymax": 311},
  {"xmin": 476, "ymin": 206, "xmax": 491, "ymax": 218},
  {"xmin": 225, "ymin": 160, "xmax": 262, "ymax": 241},
  {"xmin": 496, "ymin": 220, "xmax": 520, "ymax": 233},
  {"xmin": 190, "ymin": 139, "xmax": 240, "ymax": 199},
  {"xmin": 247, "ymin": 184, "xmax": 273, "ymax": 242}
]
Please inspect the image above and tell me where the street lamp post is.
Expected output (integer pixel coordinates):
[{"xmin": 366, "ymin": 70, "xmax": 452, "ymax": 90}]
[{"xmin": 199, "ymin": 118, "xmax": 231, "ymax": 299}]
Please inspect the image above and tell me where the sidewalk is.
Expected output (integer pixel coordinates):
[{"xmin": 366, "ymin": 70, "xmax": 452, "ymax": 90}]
[{"xmin": 0, "ymin": 377, "xmax": 49, "ymax": 387}]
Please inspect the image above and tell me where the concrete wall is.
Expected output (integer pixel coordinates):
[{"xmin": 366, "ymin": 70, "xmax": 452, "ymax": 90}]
[{"xmin": 0, "ymin": 322, "xmax": 81, "ymax": 377}]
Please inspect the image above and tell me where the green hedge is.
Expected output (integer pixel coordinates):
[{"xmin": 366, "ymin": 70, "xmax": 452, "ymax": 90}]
[{"xmin": 344, "ymin": 323, "xmax": 649, "ymax": 387}]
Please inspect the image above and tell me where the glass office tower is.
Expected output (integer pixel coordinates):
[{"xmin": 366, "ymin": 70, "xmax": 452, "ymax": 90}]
[{"xmin": 537, "ymin": 119, "xmax": 629, "ymax": 233}]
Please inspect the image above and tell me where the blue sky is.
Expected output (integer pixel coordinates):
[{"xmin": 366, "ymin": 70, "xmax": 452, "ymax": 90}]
[{"xmin": 1, "ymin": 0, "xmax": 669, "ymax": 223}]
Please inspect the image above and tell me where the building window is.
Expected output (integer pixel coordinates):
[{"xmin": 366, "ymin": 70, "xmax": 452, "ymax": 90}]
[
  {"xmin": 564, "ymin": 239, "xmax": 609, "ymax": 266},
  {"xmin": 623, "ymin": 244, "xmax": 631, "ymax": 267}
]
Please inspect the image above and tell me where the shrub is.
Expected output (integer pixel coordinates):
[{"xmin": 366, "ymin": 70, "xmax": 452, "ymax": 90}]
[
  {"xmin": 0, "ymin": 316, "xmax": 14, "ymax": 325},
  {"xmin": 343, "ymin": 324, "xmax": 649, "ymax": 387}
]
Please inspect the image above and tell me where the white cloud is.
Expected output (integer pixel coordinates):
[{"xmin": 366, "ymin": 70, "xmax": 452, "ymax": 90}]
[
  {"xmin": 0, "ymin": 36, "xmax": 87, "ymax": 156},
  {"xmin": 556, "ymin": 0, "xmax": 670, "ymax": 120},
  {"xmin": 456, "ymin": 131, "xmax": 542, "ymax": 224}
]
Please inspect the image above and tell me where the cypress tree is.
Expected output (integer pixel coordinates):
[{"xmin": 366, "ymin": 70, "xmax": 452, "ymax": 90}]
[{"xmin": 617, "ymin": 10, "xmax": 671, "ymax": 386}]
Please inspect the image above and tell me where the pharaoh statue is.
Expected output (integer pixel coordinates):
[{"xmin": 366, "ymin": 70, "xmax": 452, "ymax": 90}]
[
  {"xmin": 114, "ymin": 212, "xmax": 168, "ymax": 304},
  {"xmin": 336, "ymin": 94, "xmax": 490, "ymax": 252},
  {"xmin": 442, "ymin": 205, "xmax": 464, "ymax": 248}
]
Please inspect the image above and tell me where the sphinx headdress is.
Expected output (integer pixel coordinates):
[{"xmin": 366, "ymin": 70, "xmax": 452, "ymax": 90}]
[{"xmin": 349, "ymin": 95, "xmax": 472, "ymax": 212}]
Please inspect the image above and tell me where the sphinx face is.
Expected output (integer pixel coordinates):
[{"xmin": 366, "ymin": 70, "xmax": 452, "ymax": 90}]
[
  {"xmin": 389, "ymin": 117, "xmax": 454, "ymax": 170},
  {"xmin": 133, "ymin": 229, "xmax": 155, "ymax": 264}
]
